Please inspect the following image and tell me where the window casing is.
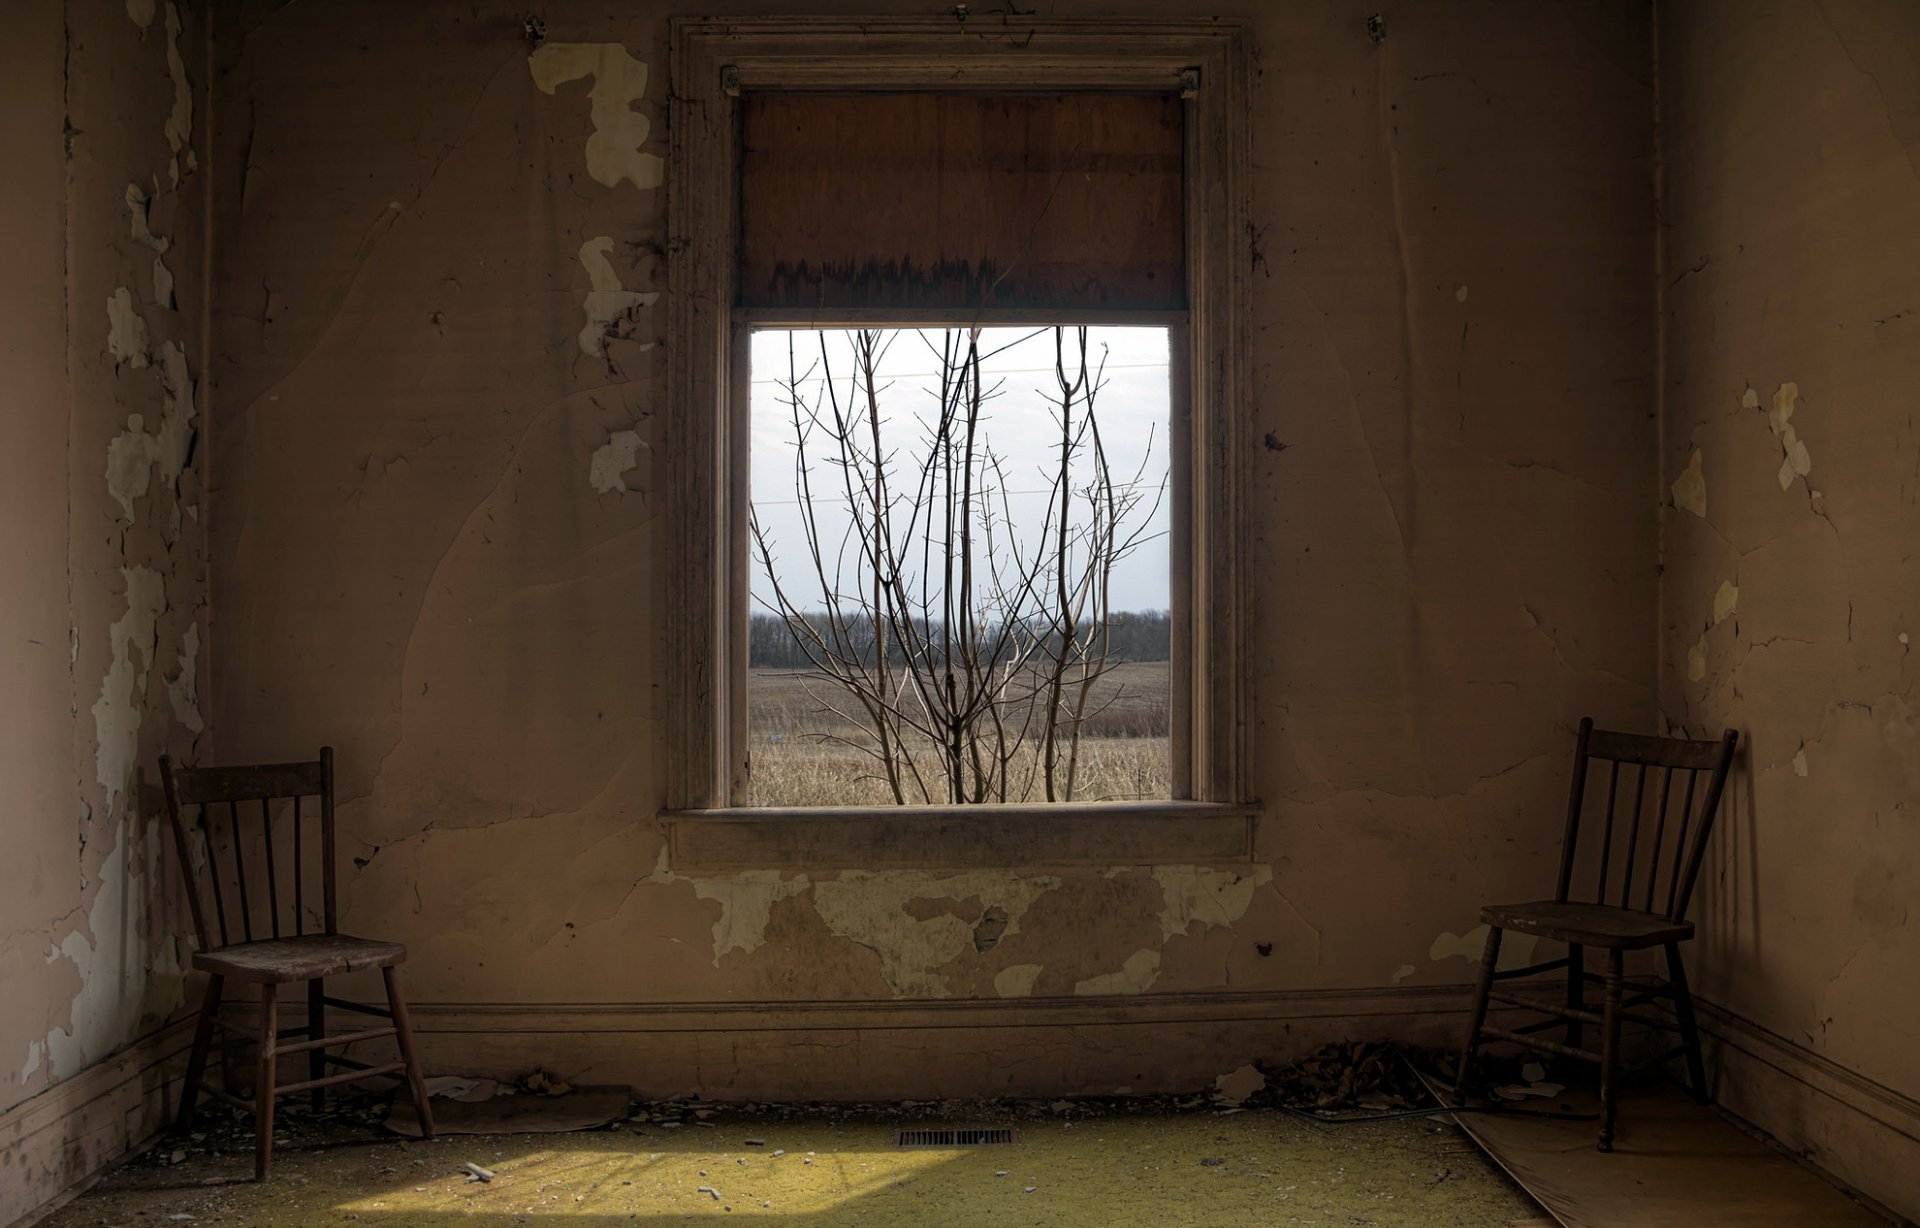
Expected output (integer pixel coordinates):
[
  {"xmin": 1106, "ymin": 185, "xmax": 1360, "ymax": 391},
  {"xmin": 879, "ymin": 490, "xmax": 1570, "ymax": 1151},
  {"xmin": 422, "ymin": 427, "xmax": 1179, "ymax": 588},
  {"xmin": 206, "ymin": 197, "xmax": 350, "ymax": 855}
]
[{"xmin": 664, "ymin": 18, "xmax": 1251, "ymax": 856}]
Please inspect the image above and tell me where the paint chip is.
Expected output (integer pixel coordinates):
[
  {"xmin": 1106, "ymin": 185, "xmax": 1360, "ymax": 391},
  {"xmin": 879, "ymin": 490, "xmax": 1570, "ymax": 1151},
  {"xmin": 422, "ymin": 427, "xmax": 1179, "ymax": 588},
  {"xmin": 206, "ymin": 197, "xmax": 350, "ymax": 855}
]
[
  {"xmin": 1687, "ymin": 634, "xmax": 1708, "ymax": 682},
  {"xmin": 1455, "ymin": 284, "xmax": 1469, "ymax": 302},
  {"xmin": 588, "ymin": 429, "xmax": 646, "ymax": 495},
  {"xmin": 993, "ymin": 964, "xmax": 1044, "ymax": 998},
  {"xmin": 1391, "ymin": 963, "xmax": 1415, "ymax": 984},
  {"xmin": 107, "ymin": 289, "xmax": 150, "ymax": 368},
  {"xmin": 1712, "ymin": 580, "xmax": 1738, "ymax": 625},
  {"xmin": 163, "ymin": 3, "xmax": 193, "ymax": 185},
  {"xmin": 1767, "ymin": 382, "xmax": 1813, "ymax": 491},
  {"xmin": 1671, "ymin": 449, "xmax": 1707, "ymax": 517},
  {"xmin": 1792, "ymin": 745, "xmax": 1809, "ymax": 777},
  {"xmin": 1073, "ymin": 949, "xmax": 1161, "ymax": 996},
  {"xmin": 575, "ymin": 236, "xmax": 657, "ymax": 357},
  {"xmin": 528, "ymin": 43, "xmax": 665, "ymax": 191}
]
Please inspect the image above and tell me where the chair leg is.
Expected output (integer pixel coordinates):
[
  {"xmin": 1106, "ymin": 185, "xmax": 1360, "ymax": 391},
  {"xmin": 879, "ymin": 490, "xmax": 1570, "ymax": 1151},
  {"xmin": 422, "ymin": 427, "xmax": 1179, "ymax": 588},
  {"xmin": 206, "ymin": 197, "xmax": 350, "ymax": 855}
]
[
  {"xmin": 1564, "ymin": 942, "xmax": 1585, "ymax": 1053},
  {"xmin": 254, "ymin": 982, "xmax": 279, "ymax": 1181},
  {"xmin": 178, "ymin": 974, "xmax": 225, "ymax": 1127},
  {"xmin": 1665, "ymin": 942, "xmax": 1709, "ymax": 1103},
  {"xmin": 307, "ymin": 978, "xmax": 327, "ymax": 1111},
  {"xmin": 1453, "ymin": 925, "xmax": 1503, "ymax": 1103},
  {"xmin": 383, "ymin": 966, "xmax": 434, "ymax": 1139},
  {"xmin": 1597, "ymin": 948, "xmax": 1624, "ymax": 1152}
]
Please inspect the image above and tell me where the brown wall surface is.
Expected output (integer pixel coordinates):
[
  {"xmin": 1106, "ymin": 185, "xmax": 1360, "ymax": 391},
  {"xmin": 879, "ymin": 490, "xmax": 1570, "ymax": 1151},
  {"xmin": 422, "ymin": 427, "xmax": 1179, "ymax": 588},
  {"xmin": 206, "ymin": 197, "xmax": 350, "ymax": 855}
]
[
  {"xmin": 0, "ymin": 0, "xmax": 212, "ymax": 1215},
  {"xmin": 1659, "ymin": 0, "xmax": 1920, "ymax": 1208},
  {"xmin": 204, "ymin": 0, "xmax": 1658, "ymax": 1096}
]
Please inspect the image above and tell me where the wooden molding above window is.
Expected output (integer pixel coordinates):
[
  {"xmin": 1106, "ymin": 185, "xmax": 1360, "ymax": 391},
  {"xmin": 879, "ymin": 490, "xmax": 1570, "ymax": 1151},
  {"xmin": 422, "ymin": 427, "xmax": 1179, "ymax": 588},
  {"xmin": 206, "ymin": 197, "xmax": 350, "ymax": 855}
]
[{"xmin": 665, "ymin": 17, "xmax": 1252, "ymax": 833}]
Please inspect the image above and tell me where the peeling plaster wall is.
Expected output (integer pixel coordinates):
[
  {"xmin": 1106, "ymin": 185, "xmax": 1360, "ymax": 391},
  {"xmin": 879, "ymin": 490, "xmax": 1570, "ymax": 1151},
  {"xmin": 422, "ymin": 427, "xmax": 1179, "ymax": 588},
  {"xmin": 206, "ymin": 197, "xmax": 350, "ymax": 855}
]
[
  {"xmin": 207, "ymin": 1, "xmax": 1655, "ymax": 1093},
  {"xmin": 0, "ymin": 0, "xmax": 210, "ymax": 1142},
  {"xmin": 1658, "ymin": 0, "xmax": 1920, "ymax": 1203}
]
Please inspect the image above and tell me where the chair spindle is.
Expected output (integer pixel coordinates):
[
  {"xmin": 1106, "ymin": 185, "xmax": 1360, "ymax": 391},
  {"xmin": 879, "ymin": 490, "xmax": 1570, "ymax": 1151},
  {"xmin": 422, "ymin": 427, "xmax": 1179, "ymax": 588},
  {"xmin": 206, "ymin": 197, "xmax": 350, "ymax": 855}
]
[
  {"xmin": 1619, "ymin": 763, "xmax": 1648, "ymax": 908},
  {"xmin": 261, "ymin": 798, "xmax": 281, "ymax": 939},
  {"xmin": 1643, "ymin": 766, "xmax": 1674, "ymax": 912},
  {"xmin": 1595, "ymin": 760, "xmax": 1620, "ymax": 902},
  {"xmin": 1665, "ymin": 769, "xmax": 1700, "ymax": 916},
  {"xmin": 230, "ymin": 800, "xmax": 254, "ymax": 942}
]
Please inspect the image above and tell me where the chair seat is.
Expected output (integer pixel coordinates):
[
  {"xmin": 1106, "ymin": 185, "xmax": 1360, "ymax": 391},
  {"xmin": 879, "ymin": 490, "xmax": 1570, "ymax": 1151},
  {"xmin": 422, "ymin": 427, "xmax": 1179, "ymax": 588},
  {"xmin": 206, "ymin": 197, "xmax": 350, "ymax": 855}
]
[
  {"xmin": 1481, "ymin": 900, "xmax": 1693, "ymax": 949},
  {"xmin": 193, "ymin": 934, "xmax": 407, "ymax": 982}
]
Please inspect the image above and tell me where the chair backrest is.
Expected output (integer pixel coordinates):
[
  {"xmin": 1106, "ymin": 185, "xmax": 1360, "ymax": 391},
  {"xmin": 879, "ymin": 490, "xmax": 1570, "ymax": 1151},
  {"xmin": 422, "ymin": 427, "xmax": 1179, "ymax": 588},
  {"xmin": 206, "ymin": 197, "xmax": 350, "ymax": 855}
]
[
  {"xmin": 1555, "ymin": 718, "xmax": 1739, "ymax": 922},
  {"xmin": 158, "ymin": 747, "xmax": 336, "ymax": 950}
]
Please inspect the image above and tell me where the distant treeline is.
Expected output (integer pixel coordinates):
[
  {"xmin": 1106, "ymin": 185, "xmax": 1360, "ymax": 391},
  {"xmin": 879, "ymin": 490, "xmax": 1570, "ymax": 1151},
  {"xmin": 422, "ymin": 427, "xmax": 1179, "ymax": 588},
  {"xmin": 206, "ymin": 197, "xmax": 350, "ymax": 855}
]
[{"xmin": 748, "ymin": 609, "xmax": 1172, "ymax": 669}]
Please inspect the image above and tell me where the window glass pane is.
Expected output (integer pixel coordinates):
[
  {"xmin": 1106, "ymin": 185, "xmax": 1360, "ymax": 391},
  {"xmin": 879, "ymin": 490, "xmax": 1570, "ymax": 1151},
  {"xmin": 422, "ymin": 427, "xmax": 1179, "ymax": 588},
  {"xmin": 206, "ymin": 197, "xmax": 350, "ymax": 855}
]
[{"xmin": 748, "ymin": 326, "xmax": 1172, "ymax": 805}]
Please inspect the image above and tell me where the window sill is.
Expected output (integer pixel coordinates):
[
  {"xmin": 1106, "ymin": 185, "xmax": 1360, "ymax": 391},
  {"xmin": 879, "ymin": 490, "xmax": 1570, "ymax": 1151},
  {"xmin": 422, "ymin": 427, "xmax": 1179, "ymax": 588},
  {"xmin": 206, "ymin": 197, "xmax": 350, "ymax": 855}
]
[{"xmin": 658, "ymin": 801, "xmax": 1257, "ymax": 871}]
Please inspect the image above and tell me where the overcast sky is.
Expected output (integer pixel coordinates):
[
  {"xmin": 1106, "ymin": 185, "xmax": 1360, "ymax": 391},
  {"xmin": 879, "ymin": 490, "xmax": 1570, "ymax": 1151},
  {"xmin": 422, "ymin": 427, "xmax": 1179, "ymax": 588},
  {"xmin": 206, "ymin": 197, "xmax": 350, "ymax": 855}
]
[{"xmin": 749, "ymin": 326, "xmax": 1172, "ymax": 617}]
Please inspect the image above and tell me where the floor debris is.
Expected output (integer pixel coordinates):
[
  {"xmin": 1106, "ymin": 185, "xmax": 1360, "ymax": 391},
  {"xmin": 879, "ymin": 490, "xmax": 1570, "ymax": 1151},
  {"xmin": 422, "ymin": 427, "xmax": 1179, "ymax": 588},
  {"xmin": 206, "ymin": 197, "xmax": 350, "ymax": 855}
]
[{"xmin": 460, "ymin": 1162, "xmax": 493, "ymax": 1183}]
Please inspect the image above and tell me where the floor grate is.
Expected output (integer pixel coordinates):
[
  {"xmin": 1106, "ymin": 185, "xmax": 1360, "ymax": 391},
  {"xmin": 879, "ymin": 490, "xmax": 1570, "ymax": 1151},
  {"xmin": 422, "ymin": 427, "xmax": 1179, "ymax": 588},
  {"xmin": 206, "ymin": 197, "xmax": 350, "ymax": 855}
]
[{"xmin": 894, "ymin": 1127, "xmax": 1020, "ymax": 1149}]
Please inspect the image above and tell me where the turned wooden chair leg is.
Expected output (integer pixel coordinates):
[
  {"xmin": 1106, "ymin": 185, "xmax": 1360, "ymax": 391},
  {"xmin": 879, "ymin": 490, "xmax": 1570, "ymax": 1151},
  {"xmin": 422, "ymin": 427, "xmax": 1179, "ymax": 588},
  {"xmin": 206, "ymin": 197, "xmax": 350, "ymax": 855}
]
[
  {"xmin": 307, "ymin": 978, "xmax": 327, "ymax": 1111},
  {"xmin": 1454, "ymin": 925, "xmax": 1503, "ymax": 1103},
  {"xmin": 1666, "ymin": 942, "xmax": 1709, "ymax": 1102},
  {"xmin": 1564, "ymin": 942, "xmax": 1585, "ymax": 1053},
  {"xmin": 255, "ymin": 983, "xmax": 279, "ymax": 1181},
  {"xmin": 383, "ymin": 966, "xmax": 434, "ymax": 1138},
  {"xmin": 178, "ymin": 974, "xmax": 224, "ymax": 1127},
  {"xmin": 1597, "ymin": 949, "xmax": 1624, "ymax": 1152}
]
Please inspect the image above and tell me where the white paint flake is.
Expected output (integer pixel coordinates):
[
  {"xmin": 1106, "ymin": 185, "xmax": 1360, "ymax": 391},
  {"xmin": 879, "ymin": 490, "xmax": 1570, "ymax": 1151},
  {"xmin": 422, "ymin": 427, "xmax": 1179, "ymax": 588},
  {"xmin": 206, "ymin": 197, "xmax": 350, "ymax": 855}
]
[
  {"xmin": 575, "ymin": 236, "xmax": 656, "ymax": 358},
  {"xmin": 107, "ymin": 288, "xmax": 151, "ymax": 368},
  {"xmin": 1152, "ymin": 865, "xmax": 1272, "ymax": 939},
  {"xmin": 163, "ymin": 3, "xmax": 193, "ymax": 186},
  {"xmin": 1671, "ymin": 448, "xmax": 1707, "ymax": 518},
  {"xmin": 89, "ymin": 567, "xmax": 166, "ymax": 813},
  {"xmin": 1712, "ymin": 580, "xmax": 1739, "ymax": 625},
  {"xmin": 1074, "ymin": 949, "xmax": 1161, "ymax": 995},
  {"xmin": 589, "ymin": 428, "xmax": 645, "ymax": 494},
  {"xmin": 527, "ymin": 43, "xmax": 664, "ymax": 191},
  {"xmin": 993, "ymin": 963, "xmax": 1044, "ymax": 998}
]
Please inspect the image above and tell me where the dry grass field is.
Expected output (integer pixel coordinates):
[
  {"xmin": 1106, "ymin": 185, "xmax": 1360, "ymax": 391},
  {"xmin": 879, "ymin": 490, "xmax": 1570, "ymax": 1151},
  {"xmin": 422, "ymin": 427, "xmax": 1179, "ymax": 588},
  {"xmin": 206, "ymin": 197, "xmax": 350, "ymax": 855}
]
[{"xmin": 747, "ymin": 661, "xmax": 1171, "ymax": 806}]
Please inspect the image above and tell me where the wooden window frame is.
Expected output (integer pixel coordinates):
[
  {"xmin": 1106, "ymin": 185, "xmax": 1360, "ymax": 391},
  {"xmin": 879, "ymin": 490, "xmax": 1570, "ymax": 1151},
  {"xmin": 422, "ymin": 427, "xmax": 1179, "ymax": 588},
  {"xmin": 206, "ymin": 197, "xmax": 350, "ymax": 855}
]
[{"xmin": 663, "ymin": 17, "xmax": 1251, "ymax": 860}]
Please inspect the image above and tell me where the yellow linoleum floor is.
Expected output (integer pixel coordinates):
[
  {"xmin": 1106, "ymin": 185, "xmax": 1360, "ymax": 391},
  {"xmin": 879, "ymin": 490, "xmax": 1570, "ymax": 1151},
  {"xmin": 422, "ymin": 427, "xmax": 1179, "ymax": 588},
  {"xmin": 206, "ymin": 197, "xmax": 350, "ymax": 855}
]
[{"xmin": 40, "ymin": 1104, "xmax": 1545, "ymax": 1227}]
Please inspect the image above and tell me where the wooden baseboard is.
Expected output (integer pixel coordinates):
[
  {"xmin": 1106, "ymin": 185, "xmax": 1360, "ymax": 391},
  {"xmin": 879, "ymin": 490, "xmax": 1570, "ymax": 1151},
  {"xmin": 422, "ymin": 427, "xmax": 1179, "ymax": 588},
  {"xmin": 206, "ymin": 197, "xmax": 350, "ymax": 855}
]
[
  {"xmin": 0, "ymin": 1017, "xmax": 196, "ymax": 1228},
  {"xmin": 1696, "ymin": 999, "xmax": 1920, "ymax": 1225},
  {"xmin": 365, "ymin": 985, "xmax": 1481, "ymax": 1101}
]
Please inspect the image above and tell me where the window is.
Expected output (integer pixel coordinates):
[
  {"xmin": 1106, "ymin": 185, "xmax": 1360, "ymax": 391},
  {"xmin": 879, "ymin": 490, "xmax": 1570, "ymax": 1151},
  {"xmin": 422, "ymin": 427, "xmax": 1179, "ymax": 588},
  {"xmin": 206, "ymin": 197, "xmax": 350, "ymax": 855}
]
[{"xmin": 663, "ymin": 18, "xmax": 1251, "ymax": 859}]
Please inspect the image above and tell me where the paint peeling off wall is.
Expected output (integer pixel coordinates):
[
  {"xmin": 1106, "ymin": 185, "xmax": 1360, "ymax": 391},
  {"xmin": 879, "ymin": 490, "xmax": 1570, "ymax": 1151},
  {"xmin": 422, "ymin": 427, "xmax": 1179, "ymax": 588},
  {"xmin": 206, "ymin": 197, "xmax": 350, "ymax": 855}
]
[
  {"xmin": 106, "ymin": 289, "xmax": 150, "ymax": 368},
  {"xmin": 576, "ymin": 236, "xmax": 656, "ymax": 358},
  {"xmin": 588, "ymin": 428, "xmax": 645, "ymax": 495},
  {"xmin": 1074, "ymin": 949, "xmax": 1161, "ymax": 996},
  {"xmin": 1429, "ymin": 924, "xmax": 1538, "ymax": 971},
  {"xmin": 1671, "ymin": 448, "xmax": 1707, "ymax": 516},
  {"xmin": 166, "ymin": 623, "xmax": 203, "ymax": 733},
  {"xmin": 89, "ymin": 567, "xmax": 166, "ymax": 813},
  {"xmin": 993, "ymin": 963, "xmax": 1044, "ymax": 998},
  {"xmin": 1153, "ymin": 865, "xmax": 1272, "ymax": 938},
  {"xmin": 528, "ymin": 43, "xmax": 663, "ymax": 191},
  {"xmin": 162, "ymin": 3, "xmax": 193, "ymax": 185}
]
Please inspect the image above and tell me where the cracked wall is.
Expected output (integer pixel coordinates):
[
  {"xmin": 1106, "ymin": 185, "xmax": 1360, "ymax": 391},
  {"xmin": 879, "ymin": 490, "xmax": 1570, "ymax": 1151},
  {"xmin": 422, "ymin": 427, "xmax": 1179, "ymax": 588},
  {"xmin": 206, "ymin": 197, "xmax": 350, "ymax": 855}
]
[
  {"xmin": 1658, "ymin": 0, "xmax": 1920, "ymax": 1205},
  {"xmin": 204, "ymin": 0, "xmax": 1654, "ymax": 1096},
  {"xmin": 0, "ymin": 0, "xmax": 209, "ymax": 1155}
]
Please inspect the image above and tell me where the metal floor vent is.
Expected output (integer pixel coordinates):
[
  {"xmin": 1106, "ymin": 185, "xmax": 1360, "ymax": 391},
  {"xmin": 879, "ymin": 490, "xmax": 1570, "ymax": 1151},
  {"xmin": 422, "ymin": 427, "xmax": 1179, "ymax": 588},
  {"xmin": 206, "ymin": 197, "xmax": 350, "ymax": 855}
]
[{"xmin": 894, "ymin": 1127, "xmax": 1020, "ymax": 1149}]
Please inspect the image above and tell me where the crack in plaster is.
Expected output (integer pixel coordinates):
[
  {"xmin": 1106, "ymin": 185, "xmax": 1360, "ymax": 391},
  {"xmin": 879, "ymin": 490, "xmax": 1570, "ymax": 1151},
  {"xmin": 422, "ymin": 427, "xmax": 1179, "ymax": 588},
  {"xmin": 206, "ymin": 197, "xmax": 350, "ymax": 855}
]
[{"xmin": 527, "ymin": 43, "xmax": 664, "ymax": 192}]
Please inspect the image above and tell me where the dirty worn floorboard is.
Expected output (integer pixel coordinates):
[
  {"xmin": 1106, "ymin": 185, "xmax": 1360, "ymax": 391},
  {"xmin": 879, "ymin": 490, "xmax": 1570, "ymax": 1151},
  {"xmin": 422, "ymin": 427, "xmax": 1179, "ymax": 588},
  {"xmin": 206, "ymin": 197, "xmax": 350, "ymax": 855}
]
[{"xmin": 36, "ymin": 1103, "xmax": 1543, "ymax": 1226}]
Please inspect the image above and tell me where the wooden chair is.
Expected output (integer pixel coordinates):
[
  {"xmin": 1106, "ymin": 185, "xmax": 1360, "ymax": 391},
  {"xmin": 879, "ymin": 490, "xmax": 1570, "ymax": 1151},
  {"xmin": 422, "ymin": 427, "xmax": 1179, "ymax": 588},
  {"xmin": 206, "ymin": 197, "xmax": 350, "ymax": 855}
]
[
  {"xmin": 159, "ymin": 747, "xmax": 434, "ymax": 1179},
  {"xmin": 1454, "ymin": 718, "xmax": 1739, "ymax": 1151}
]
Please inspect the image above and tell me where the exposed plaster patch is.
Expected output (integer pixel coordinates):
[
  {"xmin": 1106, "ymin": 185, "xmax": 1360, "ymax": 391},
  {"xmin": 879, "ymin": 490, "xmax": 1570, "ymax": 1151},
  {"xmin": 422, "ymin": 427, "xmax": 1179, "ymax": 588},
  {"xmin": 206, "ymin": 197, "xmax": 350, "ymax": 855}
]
[
  {"xmin": 163, "ymin": 3, "xmax": 193, "ymax": 185},
  {"xmin": 1793, "ymin": 744, "xmax": 1809, "ymax": 777},
  {"xmin": 1074, "ymin": 949, "xmax": 1160, "ymax": 996},
  {"xmin": 1215, "ymin": 1063, "xmax": 1267, "ymax": 1102},
  {"xmin": 588, "ymin": 428, "xmax": 645, "ymax": 494},
  {"xmin": 1687, "ymin": 634, "xmax": 1709, "ymax": 682},
  {"xmin": 39, "ymin": 823, "xmax": 184, "ymax": 1080},
  {"xmin": 104, "ymin": 342, "xmax": 197, "ymax": 523},
  {"xmin": 1671, "ymin": 448, "xmax": 1707, "ymax": 517},
  {"xmin": 811, "ymin": 871, "xmax": 1062, "ymax": 998},
  {"xmin": 647, "ymin": 850, "xmax": 808, "ymax": 962},
  {"xmin": 575, "ymin": 236, "xmax": 657, "ymax": 358},
  {"xmin": 166, "ymin": 622, "xmax": 203, "ymax": 733},
  {"xmin": 106, "ymin": 288, "xmax": 150, "ymax": 368},
  {"xmin": 124, "ymin": 184, "xmax": 170, "ymax": 253},
  {"xmin": 1765, "ymin": 382, "xmax": 1813, "ymax": 491},
  {"xmin": 89, "ymin": 567, "xmax": 166, "ymax": 814},
  {"xmin": 1152, "ymin": 865, "xmax": 1273, "ymax": 939},
  {"xmin": 527, "ymin": 43, "xmax": 664, "ymax": 191},
  {"xmin": 1713, "ymin": 580, "xmax": 1739, "ymax": 625},
  {"xmin": 1455, "ymin": 284, "xmax": 1469, "ymax": 303},
  {"xmin": 20, "ymin": 1039, "xmax": 44, "ymax": 1080},
  {"xmin": 993, "ymin": 963, "xmax": 1044, "ymax": 998},
  {"xmin": 126, "ymin": 0, "xmax": 155, "ymax": 29},
  {"xmin": 152, "ymin": 258, "xmax": 175, "ymax": 310},
  {"xmin": 1430, "ymin": 924, "xmax": 1538, "ymax": 969},
  {"xmin": 1392, "ymin": 963, "xmax": 1416, "ymax": 984}
]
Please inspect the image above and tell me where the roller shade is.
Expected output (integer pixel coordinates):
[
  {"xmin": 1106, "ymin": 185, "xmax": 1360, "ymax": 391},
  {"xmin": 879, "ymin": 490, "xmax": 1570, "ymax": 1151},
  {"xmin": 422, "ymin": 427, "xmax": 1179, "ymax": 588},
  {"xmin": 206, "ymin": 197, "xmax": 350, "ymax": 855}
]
[{"xmin": 739, "ymin": 92, "xmax": 1185, "ymax": 312}]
